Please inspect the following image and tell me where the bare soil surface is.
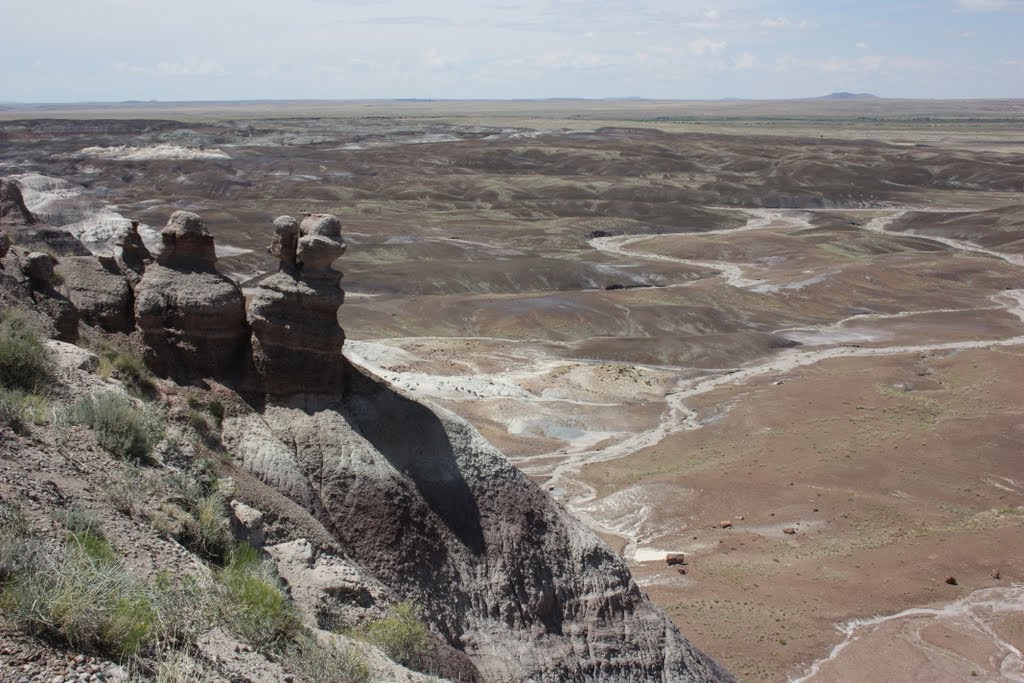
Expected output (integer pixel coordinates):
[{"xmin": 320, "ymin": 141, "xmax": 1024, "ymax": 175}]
[{"xmin": 3, "ymin": 99, "xmax": 1024, "ymax": 681}]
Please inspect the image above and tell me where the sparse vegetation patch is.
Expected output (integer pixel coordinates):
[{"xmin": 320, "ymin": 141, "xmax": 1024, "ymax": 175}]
[{"xmin": 62, "ymin": 392, "xmax": 166, "ymax": 462}]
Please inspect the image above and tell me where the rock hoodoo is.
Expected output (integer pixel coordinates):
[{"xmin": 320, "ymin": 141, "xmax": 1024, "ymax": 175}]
[
  {"xmin": 19, "ymin": 251, "xmax": 79, "ymax": 343},
  {"xmin": 248, "ymin": 213, "xmax": 348, "ymax": 395},
  {"xmin": 134, "ymin": 211, "xmax": 248, "ymax": 379},
  {"xmin": 112, "ymin": 220, "xmax": 152, "ymax": 285},
  {"xmin": 0, "ymin": 177, "xmax": 40, "ymax": 228}
]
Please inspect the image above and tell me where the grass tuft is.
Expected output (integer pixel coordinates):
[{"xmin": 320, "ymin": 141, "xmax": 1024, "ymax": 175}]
[
  {"xmin": 285, "ymin": 632, "xmax": 370, "ymax": 683},
  {"xmin": 0, "ymin": 387, "xmax": 49, "ymax": 434},
  {"xmin": 217, "ymin": 543, "xmax": 303, "ymax": 649}
]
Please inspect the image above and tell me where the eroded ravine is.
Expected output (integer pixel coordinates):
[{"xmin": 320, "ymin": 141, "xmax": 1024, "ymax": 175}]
[{"xmin": 344, "ymin": 206, "xmax": 1024, "ymax": 681}]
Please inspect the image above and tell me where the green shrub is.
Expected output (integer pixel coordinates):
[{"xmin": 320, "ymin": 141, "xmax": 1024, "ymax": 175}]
[
  {"xmin": 56, "ymin": 505, "xmax": 104, "ymax": 537},
  {"xmin": 285, "ymin": 632, "xmax": 370, "ymax": 683},
  {"xmin": 0, "ymin": 309, "xmax": 53, "ymax": 392},
  {"xmin": 62, "ymin": 392, "xmax": 165, "ymax": 462},
  {"xmin": 217, "ymin": 543, "xmax": 302, "ymax": 649},
  {"xmin": 207, "ymin": 399, "xmax": 225, "ymax": 426},
  {"xmin": 355, "ymin": 602, "xmax": 430, "ymax": 670},
  {"xmin": 102, "ymin": 464, "xmax": 157, "ymax": 516}
]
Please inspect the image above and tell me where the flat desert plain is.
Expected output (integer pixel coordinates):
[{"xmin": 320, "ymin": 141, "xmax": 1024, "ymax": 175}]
[{"xmin": 2, "ymin": 98, "xmax": 1023, "ymax": 680}]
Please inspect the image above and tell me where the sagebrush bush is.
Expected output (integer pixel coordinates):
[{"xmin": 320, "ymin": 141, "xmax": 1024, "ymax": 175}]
[
  {"xmin": 0, "ymin": 502, "xmax": 41, "ymax": 582},
  {"xmin": 152, "ymin": 466, "xmax": 232, "ymax": 563},
  {"xmin": 355, "ymin": 601, "xmax": 430, "ymax": 670},
  {"xmin": 62, "ymin": 392, "xmax": 165, "ymax": 462},
  {"xmin": 217, "ymin": 543, "xmax": 302, "ymax": 649},
  {"xmin": 0, "ymin": 309, "xmax": 53, "ymax": 392}
]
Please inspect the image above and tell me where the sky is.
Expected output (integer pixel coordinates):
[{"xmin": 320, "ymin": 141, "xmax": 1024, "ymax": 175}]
[{"xmin": 2, "ymin": 0, "xmax": 1022, "ymax": 102}]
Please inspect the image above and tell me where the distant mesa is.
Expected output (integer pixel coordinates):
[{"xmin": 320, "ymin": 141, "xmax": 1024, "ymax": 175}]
[{"xmin": 818, "ymin": 92, "xmax": 879, "ymax": 100}]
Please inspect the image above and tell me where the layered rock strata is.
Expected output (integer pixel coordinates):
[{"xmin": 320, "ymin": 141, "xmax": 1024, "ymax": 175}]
[
  {"xmin": 134, "ymin": 211, "xmax": 248, "ymax": 379},
  {"xmin": 58, "ymin": 256, "xmax": 134, "ymax": 332},
  {"xmin": 248, "ymin": 214, "xmax": 348, "ymax": 395}
]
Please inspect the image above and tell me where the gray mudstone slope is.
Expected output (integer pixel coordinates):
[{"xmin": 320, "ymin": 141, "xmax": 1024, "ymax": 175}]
[{"xmin": 225, "ymin": 365, "xmax": 733, "ymax": 683}]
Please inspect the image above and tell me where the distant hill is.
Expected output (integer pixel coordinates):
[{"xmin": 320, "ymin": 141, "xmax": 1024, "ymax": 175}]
[{"xmin": 818, "ymin": 92, "xmax": 879, "ymax": 100}]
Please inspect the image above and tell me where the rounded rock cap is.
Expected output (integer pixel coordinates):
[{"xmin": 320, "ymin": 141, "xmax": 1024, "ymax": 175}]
[
  {"xmin": 157, "ymin": 210, "xmax": 217, "ymax": 268},
  {"xmin": 300, "ymin": 214, "xmax": 342, "ymax": 237},
  {"xmin": 164, "ymin": 210, "xmax": 210, "ymax": 237}
]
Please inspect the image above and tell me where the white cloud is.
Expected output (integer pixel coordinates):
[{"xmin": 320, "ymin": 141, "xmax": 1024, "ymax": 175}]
[
  {"xmin": 774, "ymin": 54, "xmax": 935, "ymax": 74},
  {"xmin": 759, "ymin": 16, "xmax": 811, "ymax": 29},
  {"xmin": 688, "ymin": 37, "xmax": 727, "ymax": 55},
  {"xmin": 494, "ymin": 49, "xmax": 662, "ymax": 71},
  {"xmin": 957, "ymin": 0, "xmax": 1024, "ymax": 10},
  {"xmin": 114, "ymin": 58, "xmax": 226, "ymax": 78},
  {"xmin": 730, "ymin": 52, "xmax": 762, "ymax": 70},
  {"xmin": 856, "ymin": 42, "xmax": 870, "ymax": 49},
  {"xmin": 422, "ymin": 49, "xmax": 457, "ymax": 69}
]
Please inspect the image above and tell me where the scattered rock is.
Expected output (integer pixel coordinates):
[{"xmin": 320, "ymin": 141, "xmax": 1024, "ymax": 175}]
[
  {"xmin": 991, "ymin": 569, "xmax": 1001, "ymax": 580},
  {"xmin": 783, "ymin": 527, "xmax": 797, "ymax": 535},
  {"xmin": 45, "ymin": 340, "xmax": 99, "ymax": 372},
  {"xmin": 720, "ymin": 520, "xmax": 733, "ymax": 529},
  {"xmin": 230, "ymin": 500, "xmax": 266, "ymax": 548},
  {"xmin": 945, "ymin": 576, "xmax": 958, "ymax": 586},
  {"xmin": 665, "ymin": 553, "xmax": 686, "ymax": 567}
]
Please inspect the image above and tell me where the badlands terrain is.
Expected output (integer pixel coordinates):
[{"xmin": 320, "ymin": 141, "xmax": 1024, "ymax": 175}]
[{"xmin": 2, "ymin": 98, "xmax": 1024, "ymax": 681}]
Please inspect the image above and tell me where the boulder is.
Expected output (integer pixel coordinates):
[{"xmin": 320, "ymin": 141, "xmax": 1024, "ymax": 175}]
[
  {"xmin": 248, "ymin": 213, "xmax": 347, "ymax": 395},
  {"xmin": 45, "ymin": 339, "xmax": 99, "ymax": 372},
  {"xmin": 134, "ymin": 212, "xmax": 248, "ymax": 379},
  {"xmin": 21, "ymin": 252, "xmax": 55, "ymax": 284},
  {"xmin": 267, "ymin": 215, "xmax": 299, "ymax": 267},
  {"xmin": 666, "ymin": 553, "xmax": 686, "ymax": 567}
]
